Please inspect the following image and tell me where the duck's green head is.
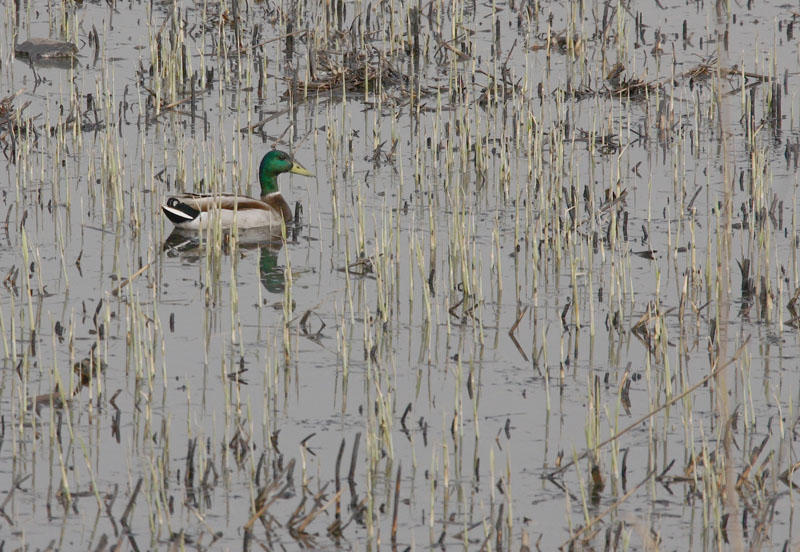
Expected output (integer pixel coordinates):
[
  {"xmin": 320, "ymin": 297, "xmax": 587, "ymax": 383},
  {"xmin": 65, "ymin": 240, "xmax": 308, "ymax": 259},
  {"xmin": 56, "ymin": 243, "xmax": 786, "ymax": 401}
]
[{"xmin": 258, "ymin": 150, "xmax": 313, "ymax": 195}]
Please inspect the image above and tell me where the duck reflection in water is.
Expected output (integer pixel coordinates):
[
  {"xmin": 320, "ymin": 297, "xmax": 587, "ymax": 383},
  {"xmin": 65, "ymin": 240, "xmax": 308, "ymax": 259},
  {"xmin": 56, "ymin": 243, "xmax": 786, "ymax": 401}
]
[{"xmin": 163, "ymin": 225, "xmax": 298, "ymax": 294}]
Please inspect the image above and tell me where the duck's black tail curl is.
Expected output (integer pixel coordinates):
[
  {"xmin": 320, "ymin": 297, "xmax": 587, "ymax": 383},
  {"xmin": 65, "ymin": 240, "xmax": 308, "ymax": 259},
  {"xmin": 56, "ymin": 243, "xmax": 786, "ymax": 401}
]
[{"xmin": 161, "ymin": 198, "xmax": 200, "ymax": 224}]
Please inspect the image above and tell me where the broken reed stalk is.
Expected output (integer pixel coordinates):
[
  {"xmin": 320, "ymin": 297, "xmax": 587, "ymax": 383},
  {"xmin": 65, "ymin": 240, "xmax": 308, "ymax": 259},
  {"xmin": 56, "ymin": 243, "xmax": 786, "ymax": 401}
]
[
  {"xmin": 293, "ymin": 489, "xmax": 342, "ymax": 533},
  {"xmin": 547, "ymin": 336, "xmax": 750, "ymax": 478},
  {"xmin": 561, "ymin": 467, "xmax": 658, "ymax": 549},
  {"xmin": 335, "ymin": 437, "xmax": 345, "ymax": 521},
  {"xmin": 391, "ymin": 462, "xmax": 401, "ymax": 544},
  {"xmin": 111, "ymin": 261, "xmax": 154, "ymax": 296},
  {"xmin": 243, "ymin": 459, "xmax": 297, "ymax": 530},
  {"xmin": 120, "ymin": 477, "xmax": 143, "ymax": 528}
]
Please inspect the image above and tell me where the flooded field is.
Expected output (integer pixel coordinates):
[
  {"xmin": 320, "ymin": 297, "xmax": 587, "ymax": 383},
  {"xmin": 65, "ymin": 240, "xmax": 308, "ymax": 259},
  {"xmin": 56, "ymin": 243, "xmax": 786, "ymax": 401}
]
[{"xmin": 1, "ymin": 0, "xmax": 800, "ymax": 549}]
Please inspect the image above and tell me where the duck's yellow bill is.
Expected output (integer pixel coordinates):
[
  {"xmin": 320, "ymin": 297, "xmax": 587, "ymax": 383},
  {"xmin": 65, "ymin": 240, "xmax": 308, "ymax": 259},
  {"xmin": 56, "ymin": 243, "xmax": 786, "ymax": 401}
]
[{"xmin": 290, "ymin": 162, "xmax": 313, "ymax": 176}]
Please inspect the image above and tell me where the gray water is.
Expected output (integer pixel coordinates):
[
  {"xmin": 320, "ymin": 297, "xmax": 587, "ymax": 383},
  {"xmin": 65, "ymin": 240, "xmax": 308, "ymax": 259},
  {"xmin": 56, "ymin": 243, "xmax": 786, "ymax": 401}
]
[{"xmin": 0, "ymin": 0, "xmax": 798, "ymax": 550}]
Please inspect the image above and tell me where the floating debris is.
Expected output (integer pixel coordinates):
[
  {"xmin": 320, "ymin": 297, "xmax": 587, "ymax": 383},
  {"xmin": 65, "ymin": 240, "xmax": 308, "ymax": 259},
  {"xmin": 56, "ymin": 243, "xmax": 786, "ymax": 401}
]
[
  {"xmin": 284, "ymin": 49, "xmax": 408, "ymax": 98},
  {"xmin": 73, "ymin": 355, "xmax": 107, "ymax": 387},
  {"xmin": 15, "ymin": 37, "xmax": 78, "ymax": 60},
  {"xmin": 605, "ymin": 62, "xmax": 660, "ymax": 97}
]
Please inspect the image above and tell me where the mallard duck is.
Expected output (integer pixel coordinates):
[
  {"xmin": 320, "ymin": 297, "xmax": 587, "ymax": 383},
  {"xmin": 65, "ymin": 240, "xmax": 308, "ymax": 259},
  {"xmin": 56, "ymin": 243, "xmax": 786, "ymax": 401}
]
[{"xmin": 161, "ymin": 150, "xmax": 313, "ymax": 230}]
